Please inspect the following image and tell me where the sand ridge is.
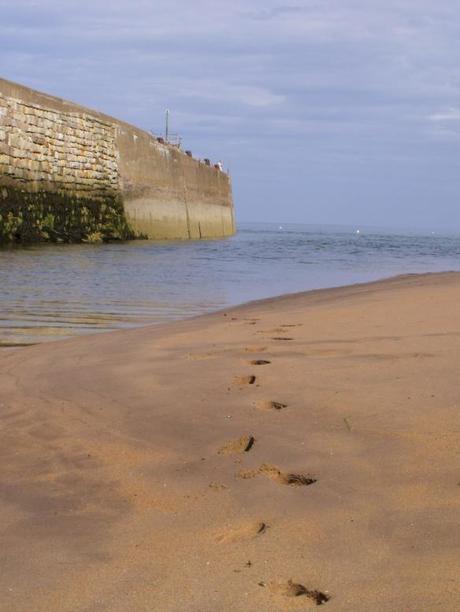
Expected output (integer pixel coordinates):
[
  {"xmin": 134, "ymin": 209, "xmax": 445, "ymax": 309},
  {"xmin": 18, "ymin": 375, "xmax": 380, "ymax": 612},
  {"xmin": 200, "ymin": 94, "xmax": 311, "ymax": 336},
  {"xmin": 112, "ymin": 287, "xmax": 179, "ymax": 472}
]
[{"xmin": 0, "ymin": 273, "xmax": 459, "ymax": 610}]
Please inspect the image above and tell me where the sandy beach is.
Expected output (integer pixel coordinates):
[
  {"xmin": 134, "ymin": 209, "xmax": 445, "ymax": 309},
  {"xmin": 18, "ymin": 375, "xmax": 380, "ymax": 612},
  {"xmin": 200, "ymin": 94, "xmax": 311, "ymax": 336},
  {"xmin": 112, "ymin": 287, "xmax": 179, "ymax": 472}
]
[{"xmin": 0, "ymin": 272, "xmax": 459, "ymax": 611}]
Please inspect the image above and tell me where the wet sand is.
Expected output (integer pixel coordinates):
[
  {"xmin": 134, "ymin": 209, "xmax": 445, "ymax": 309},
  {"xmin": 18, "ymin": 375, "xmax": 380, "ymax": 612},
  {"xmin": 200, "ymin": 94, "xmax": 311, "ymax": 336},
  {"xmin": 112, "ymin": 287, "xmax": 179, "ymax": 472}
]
[{"xmin": 0, "ymin": 272, "xmax": 459, "ymax": 611}]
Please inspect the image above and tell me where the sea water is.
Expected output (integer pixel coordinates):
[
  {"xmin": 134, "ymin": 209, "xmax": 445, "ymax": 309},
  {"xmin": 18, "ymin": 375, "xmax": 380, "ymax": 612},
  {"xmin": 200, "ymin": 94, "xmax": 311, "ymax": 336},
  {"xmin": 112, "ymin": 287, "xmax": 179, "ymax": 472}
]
[{"xmin": 1, "ymin": 222, "xmax": 460, "ymax": 346}]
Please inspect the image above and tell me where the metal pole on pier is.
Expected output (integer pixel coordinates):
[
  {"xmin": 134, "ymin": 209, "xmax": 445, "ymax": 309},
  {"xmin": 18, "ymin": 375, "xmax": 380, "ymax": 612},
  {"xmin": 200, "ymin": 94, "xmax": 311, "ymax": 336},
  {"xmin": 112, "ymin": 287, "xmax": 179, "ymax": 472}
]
[{"xmin": 165, "ymin": 109, "xmax": 170, "ymax": 142}]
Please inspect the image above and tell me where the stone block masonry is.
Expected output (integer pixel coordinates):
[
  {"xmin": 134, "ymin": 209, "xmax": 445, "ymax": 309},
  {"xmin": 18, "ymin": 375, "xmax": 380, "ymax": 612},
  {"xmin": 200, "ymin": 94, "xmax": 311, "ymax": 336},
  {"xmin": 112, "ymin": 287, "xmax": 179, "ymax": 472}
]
[
  {"xmin": 0, "ymin": 98, "xmax": 118, "ymax": 194},
  {"xmin": 0, "ymin": 78, "xmax": 235, "ymax": 244}
]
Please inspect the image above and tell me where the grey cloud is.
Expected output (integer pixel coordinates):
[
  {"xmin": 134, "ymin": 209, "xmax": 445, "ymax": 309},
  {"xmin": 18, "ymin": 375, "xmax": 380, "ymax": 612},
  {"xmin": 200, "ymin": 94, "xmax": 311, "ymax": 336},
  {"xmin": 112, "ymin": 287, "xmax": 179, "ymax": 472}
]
[{"xmin": 244, "ymin": 5, "xmax": 306, "ymax": 21}]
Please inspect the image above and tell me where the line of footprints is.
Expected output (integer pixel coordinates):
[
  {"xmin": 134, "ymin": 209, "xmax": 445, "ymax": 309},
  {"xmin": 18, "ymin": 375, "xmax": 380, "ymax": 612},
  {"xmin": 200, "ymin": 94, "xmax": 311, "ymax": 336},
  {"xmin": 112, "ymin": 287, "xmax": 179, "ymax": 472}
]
[{"xmin": 217, "ymin": 317, "xmax": 330, "ymax": 606}]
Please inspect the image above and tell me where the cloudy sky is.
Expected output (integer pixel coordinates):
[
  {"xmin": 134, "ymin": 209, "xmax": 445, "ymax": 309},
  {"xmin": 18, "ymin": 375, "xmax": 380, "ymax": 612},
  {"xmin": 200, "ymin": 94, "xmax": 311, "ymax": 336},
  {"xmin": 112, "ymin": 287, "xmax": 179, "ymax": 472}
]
[{"xmin": 2, "ymin": 0, "xmax": 460, "ymax": 229}]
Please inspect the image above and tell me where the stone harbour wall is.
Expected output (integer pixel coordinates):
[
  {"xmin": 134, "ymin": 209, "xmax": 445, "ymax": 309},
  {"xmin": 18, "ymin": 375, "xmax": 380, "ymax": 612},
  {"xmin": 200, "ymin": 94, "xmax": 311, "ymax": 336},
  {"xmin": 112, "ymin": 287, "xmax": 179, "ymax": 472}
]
[
  {"xmin": 0, "ymin": 78, "xmax": 235, "ymax": 244},
  {"xmin": 0, "ymin": 97, "xmax": 119, "ymax": 194}
]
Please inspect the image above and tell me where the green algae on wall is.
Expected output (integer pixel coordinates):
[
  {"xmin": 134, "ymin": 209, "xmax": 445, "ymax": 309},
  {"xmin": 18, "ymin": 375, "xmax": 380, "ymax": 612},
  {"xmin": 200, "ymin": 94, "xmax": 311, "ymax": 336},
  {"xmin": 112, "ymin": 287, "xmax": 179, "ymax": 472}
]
[{"xmin": 0, "ymin": 188, "xmax": 136, "ymax": 244}]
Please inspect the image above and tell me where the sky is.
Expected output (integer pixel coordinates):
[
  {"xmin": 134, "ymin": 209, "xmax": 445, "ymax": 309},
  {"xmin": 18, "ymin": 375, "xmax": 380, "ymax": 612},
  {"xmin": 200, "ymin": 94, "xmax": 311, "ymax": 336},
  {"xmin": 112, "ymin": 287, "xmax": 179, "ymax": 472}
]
[{"xmin": 1, "ymin": 0, "xmax": 460, "ymax": 230}]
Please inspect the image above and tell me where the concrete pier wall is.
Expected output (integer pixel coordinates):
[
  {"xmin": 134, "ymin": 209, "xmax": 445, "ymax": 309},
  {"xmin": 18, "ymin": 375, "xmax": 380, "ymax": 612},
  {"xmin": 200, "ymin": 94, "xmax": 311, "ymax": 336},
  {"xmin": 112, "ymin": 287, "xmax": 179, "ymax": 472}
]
[{"xmin": 0, "ymin": 78, "xmax": 235, "ymax": 243}]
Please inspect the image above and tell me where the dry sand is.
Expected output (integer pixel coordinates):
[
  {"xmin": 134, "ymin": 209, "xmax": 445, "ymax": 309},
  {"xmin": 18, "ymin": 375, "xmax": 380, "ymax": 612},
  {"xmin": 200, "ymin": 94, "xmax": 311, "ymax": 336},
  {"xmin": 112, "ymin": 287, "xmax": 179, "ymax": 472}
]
[{"xmin": 0, "ymin": 272, "xmax": 459, "ymax": 611}]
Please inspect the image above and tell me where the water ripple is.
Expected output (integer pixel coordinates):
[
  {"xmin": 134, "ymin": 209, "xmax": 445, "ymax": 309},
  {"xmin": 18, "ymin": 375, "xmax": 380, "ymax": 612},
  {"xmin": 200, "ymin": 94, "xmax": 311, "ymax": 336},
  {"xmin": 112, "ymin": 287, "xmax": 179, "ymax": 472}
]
[{"xmin": 1, "ymin": 222, "xmax": 460, "ymax": 345}]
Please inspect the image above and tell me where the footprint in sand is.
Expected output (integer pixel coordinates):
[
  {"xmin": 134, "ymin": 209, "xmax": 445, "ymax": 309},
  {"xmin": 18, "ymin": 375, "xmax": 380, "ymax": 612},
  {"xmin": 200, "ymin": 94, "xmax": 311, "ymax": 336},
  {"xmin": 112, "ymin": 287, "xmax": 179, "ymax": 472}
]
[
  {"xmin": 239, "ymin": 464, "xmax": 316, "ymax": 487},
  {"xmin": 254, "ymin": 400, "xmax": 287, "ymax": 411},
  {"xmin": 234, "ymin": 375, "xmax": 257, "ymax": 386},
  {"xmin": 215, "ymin": 520, "xmax": 268, "ymax": 543},
  {"xmin": 218, "ymin": 435, "xmax": 255, "ymax": 455},
  {"xmin": 244, "ymin": 346, "xmax": 268, "ymax": 353},
  {"xmin": 279, "ymin": 324, "xmax": 303, "ymax": 328},
  {"xmin": 185, "ymin": 352, "xmax": 216, "ymax": 361},
  {"xmin": 254, "ymin": 330, "xmax": 294, "ymax": 341},
  {"xmin": 256, "ymin": 327, "xmax": 297, "ymax": 337},
  {"xmin": 265, "ymin": 580, "xmax": 330, "ymax": 605}
]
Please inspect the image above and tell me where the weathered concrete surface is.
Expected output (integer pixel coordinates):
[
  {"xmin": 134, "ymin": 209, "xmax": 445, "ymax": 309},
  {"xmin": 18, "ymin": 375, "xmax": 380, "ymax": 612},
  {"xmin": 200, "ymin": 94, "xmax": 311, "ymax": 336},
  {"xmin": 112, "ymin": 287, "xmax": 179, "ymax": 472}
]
[{"xmin": 0, "ymin": 77, "xmax": 235, "ymax": 242}]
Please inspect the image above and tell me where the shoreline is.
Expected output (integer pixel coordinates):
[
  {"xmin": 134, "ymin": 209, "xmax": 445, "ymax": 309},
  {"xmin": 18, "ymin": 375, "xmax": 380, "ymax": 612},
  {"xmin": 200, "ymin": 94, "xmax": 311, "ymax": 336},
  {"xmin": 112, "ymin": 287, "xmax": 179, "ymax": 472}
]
[
  {"xmin": 1, "ymin": 270, "xmax": 459, "ymax": 350},
  {"xmin": 1, "ymin": 270, "xmax": 459, "ymax": 610}
]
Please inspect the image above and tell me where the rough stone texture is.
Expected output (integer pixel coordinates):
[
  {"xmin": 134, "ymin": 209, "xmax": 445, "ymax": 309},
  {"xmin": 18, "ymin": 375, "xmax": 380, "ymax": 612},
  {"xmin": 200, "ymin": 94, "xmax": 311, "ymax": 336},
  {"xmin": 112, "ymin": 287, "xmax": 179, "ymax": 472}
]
[
  {"xmin": 0, "ymin": 78, "xmax": 235, "ymax": 243},
  {"xmin": 0, "ymin": 95, "xmax": 118, "ymax": 195}
]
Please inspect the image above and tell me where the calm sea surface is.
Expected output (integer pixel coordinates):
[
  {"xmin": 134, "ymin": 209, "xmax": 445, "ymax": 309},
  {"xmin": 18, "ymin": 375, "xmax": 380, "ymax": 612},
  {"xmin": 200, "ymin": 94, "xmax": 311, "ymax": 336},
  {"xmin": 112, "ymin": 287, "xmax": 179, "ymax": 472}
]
[{"xmin": 1, "ymin": 222, "xmax": 460, "ymax": 346}]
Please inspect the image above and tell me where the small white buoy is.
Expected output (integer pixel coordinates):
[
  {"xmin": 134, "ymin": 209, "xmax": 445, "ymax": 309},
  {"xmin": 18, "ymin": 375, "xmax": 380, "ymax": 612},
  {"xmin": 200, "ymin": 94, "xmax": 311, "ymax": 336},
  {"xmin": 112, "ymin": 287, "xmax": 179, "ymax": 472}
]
[{"xmin": 356, "ymin": 229, "xmax": 360, "ymax": 234}]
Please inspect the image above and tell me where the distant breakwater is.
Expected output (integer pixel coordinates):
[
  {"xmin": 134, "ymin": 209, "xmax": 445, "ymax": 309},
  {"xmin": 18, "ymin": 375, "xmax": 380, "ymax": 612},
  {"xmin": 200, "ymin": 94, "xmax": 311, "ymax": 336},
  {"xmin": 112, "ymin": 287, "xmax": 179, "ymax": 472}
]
[{"xmin": 0, "ymin": 78, "xmax": 235, "ymax": 244}]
